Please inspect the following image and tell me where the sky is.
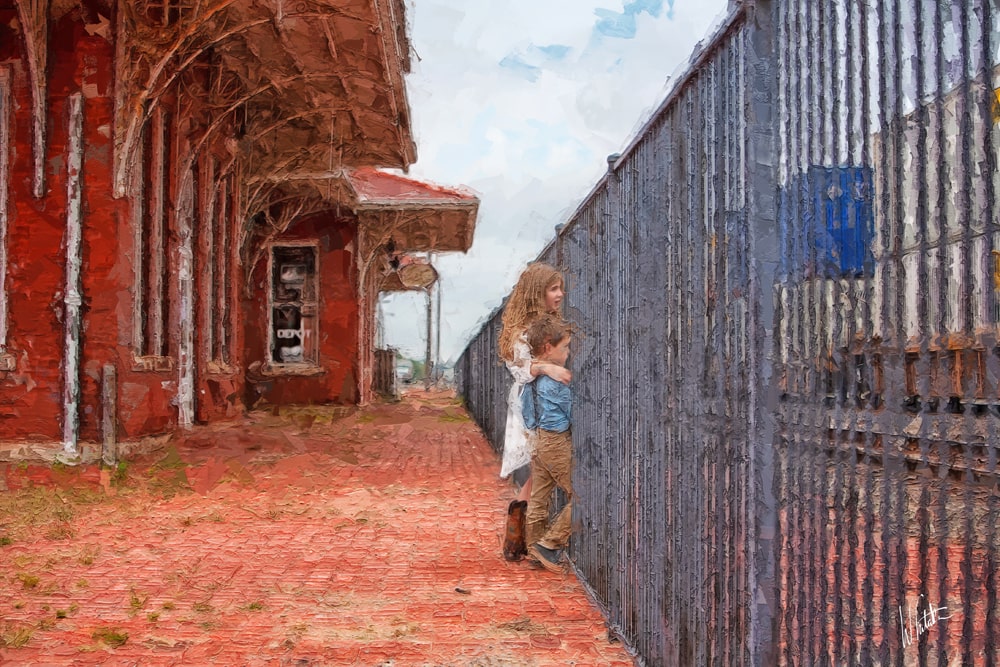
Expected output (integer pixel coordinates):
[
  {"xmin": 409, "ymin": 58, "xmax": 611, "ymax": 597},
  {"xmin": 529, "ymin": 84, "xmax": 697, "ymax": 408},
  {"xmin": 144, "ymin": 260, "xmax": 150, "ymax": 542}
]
[{"xmin": 379, "ymin": 0, "xmax": 731, "ymax": 364}]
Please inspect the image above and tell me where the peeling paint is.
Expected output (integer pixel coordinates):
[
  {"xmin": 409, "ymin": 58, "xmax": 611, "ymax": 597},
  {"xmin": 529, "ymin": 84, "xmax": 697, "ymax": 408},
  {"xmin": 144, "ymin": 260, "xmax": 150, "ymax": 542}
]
[{"xmin": 60, "ymin": 92, "xmax": 84, "ymax": 457}]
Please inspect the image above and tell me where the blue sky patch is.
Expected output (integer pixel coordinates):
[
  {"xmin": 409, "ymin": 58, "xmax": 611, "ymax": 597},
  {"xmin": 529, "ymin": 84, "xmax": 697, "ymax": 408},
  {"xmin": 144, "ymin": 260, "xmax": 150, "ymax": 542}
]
[
  {"xmin": 537, "ymin": 44, "xmax": 571, "ymax": 61},
  {"xmin": 499, "ymin": 44, "xmax": 572, "ymax": 81},
  {"xmin": 594, "ymin": 9, "xmax": 637, "ymax": 38},
  {"xmin": 499, "ymin": 54, "xmax": 542, "ymax": 82},
  {"xmin": 594, "ymin": 0, "xmax": 667, "ymax": 40}
]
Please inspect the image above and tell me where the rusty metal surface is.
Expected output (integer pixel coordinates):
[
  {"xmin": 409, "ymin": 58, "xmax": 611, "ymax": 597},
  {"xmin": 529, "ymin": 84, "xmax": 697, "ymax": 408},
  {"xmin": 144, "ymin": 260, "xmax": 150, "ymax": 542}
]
[{"xmin": 459, "ymin": 1, "xmax": 1000, "ymax": 665}]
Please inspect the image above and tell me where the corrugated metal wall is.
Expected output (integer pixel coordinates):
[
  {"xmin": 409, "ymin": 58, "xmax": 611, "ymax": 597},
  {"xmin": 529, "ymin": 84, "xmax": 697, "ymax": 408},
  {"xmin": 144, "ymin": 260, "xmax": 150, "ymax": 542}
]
[{"xmin": 458, "ymin": 0, "xmax": 1000, "ymax": 665}]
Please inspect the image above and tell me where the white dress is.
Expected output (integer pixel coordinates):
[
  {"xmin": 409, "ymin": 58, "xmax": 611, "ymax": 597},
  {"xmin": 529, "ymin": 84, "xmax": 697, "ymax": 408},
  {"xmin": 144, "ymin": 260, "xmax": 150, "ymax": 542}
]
[{"xmin": 499, "ymin": 335, "xmax": 535, "ymax": 478}]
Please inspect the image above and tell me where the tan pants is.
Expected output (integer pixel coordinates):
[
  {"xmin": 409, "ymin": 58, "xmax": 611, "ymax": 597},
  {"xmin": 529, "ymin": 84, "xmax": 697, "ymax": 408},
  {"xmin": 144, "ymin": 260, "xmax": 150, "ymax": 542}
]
[{"xmin": 526, "ymin": 429, "xmax": 573, "ymax": 550}]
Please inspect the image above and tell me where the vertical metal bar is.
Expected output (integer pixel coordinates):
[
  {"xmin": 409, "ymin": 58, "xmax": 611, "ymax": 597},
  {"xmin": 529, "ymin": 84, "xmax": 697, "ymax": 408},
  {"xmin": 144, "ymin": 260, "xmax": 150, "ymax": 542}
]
[
  {"xmin": 874, "ymin": 0, "xmax": 892, "ymax": 372},
  {"xmin": 916, "ymin": 435, "xmax": 932, "ymax": 664},
  {"xmin": 775, "ymin": 1, "xmax": 791, "ymax": 656},
  {"xmin": 958, "ymin": 0, "xmax": 974, "ymax": 344},
  {"xmin": 933, "ymin": 1, "xmax": 949, "ymax": 346},
  {"xmin": 956, "ymin": 4, "xmax": 977, "ymax": 658},
  {"xmin": 202, "ymin": 158, "xmax": 216, "ymax": 362},
  {"xmin": 218, "ymin": 174, "xmax": 231, "ymax": 362},
  {"xmin": 973, "ymin": 0, "xmax": 996, "ymax": 361},
  {"xmin": 987, "ymin": 0, "xmax": 1000, "ymax": 335},
  {"xmin": 802, "ymin": 0, "xmax": 818, "ymax": 661},
  {"xmin": 868, "ymin": 6, "xmax": 889, "ymax": 661},
  {"xmin": 987, "ymin": 435, "xmax": 999, "ymax": 663},
  {"xmin": 889, "ymin": 5, "xmax": 909, "ymax": 666},
  {"xmin": 709, "ymin": 53, "xmax": 724, "ymax": 664},
  {"xmin": 62, "ymin": 92, "xmax": 84, "ymax": 458},
  {"xmin": 132, "ymin": 121, "xmax": 146, "ymax": 357},
  {"xmin": 666, "ymin": 100, "xmax": 680, "ymax": 667},
  {"xmin": 978, "ymin": 2, "xmax": 999, "ymax": 657}
]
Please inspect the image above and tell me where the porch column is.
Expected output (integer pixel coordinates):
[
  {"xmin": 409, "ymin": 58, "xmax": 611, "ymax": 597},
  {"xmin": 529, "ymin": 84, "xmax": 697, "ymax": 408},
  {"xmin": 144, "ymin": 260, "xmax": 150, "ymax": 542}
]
[
  {"xmin": 61, "ymin": 92, "xmax": 84, "ymax": 457},
  {"xmin": 177, "ymin": 167, "xmax": 196, "ymax": 427}
]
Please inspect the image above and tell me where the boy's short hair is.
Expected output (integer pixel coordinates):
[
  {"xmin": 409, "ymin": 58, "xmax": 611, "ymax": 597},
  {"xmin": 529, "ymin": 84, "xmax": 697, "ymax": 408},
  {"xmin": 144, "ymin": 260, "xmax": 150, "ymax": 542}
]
[{"xmin": 525, "ymin": 315, "xmax": 572, "ymax": 356}]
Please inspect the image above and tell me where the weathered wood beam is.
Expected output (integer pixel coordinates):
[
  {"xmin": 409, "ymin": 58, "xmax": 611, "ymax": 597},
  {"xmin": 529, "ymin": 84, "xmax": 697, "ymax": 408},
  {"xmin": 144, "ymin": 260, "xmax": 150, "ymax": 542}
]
[
  {"xmin": 112, "ymin": 0, "xmax": 253, "ymax": 197},
  {"xmin": 15, "ymin": 0, "xmax": 49, "ymax": 198},
  {"xmin": 372, "ymin": 0, "xmax": 414, "ymax": 165}
]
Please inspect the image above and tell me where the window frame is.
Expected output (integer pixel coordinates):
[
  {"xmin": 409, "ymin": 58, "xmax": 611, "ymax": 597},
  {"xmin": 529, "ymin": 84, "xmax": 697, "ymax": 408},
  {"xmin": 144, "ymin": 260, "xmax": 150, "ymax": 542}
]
[
  {"xmin": 201, "ymin": 157, "xmax": 237, "ymax": 374},
  {"xmin": 131, "ymin": 104, "xmax": 174, "ymax": 371},
  {"xmin": 266, "ymin": 241, "xmax": 322, "ymax": 375}
]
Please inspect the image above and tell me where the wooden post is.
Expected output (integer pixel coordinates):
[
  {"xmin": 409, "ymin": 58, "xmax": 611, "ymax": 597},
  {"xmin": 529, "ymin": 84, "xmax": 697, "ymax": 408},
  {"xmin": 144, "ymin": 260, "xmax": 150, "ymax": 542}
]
[{"xmin": 101, "ymin": 364, "xmax": 117, "ymax": 467}]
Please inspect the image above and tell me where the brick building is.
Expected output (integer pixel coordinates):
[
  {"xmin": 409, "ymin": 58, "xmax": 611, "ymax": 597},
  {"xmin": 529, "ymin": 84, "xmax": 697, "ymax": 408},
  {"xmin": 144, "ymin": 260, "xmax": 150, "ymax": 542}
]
[{"xmin": 0, "ymin": 0, "xmax": 478, "ymax": 456}]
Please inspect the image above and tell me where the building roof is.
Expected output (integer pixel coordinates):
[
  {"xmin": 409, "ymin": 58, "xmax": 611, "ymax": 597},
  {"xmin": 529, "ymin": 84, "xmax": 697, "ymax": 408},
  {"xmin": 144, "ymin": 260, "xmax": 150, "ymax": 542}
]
[
  {"xmin": 348, "ymin": 168, "xmax": 480, "ymax": 208},
  {"xmin": 347, "ymin": 169, "xmax": 480, "ymax": 254}
]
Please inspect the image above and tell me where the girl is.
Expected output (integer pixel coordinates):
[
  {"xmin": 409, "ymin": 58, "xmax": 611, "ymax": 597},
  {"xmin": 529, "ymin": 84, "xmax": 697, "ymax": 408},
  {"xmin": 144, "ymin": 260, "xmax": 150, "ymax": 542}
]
[{"xmin": 498, "ymin": 263, "xmax": 570, "ymax": 559}]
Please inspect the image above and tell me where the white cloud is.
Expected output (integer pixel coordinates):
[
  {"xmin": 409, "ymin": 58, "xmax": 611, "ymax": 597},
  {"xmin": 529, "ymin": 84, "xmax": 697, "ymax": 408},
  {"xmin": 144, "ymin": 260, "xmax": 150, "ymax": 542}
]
[{"xmin": 384, "ymin": 0, "xmax": 730, "ymax": 362}]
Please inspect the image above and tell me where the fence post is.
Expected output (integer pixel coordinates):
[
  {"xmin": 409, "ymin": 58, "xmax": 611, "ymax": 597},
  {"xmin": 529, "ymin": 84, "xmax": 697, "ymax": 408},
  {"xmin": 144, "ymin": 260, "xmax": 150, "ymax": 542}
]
[{"xmin": 746, "ymin": 1, "xmax": 779, "ymax": 663}]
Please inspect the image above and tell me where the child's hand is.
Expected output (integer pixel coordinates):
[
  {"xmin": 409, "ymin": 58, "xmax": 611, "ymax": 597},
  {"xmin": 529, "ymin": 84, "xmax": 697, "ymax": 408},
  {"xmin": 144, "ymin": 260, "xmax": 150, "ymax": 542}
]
[{"xmin": 544, "ymin": 365, "xmax": 572, "ymax": 384}]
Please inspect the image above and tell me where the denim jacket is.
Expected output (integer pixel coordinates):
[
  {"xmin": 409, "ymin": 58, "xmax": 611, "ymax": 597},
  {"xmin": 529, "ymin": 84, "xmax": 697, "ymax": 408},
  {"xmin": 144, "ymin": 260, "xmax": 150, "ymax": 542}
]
[{"xmin": 520, "ymin": 374, "xmax": 572, "ymax": 433}]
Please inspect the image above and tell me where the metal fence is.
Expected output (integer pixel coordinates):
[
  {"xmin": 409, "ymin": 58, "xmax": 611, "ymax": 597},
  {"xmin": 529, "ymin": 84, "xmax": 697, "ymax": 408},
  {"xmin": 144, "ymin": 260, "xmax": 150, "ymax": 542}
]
[
  {"xmin": 774, "ymin": 0, "xmax": 1000, "ymax": 665},
  {"xmin": 457, "ymin": 1, "xmax": 1000, "ymax": 665}
]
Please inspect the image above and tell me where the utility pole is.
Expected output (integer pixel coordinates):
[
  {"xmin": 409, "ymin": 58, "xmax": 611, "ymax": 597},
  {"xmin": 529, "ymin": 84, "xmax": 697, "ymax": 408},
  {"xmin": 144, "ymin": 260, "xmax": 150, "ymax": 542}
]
[
  {"xmin": 423, "ymin": 252, "xmax": 434, "ymax": 390},
  {"xmin": 434, "ymin": 269, "xmax": 442, "ymax": 385}
]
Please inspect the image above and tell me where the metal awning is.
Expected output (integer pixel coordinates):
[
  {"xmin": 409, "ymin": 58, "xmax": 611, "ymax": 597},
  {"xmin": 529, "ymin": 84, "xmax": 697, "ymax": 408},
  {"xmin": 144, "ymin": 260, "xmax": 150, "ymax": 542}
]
[{"xmin": 347, "ymin": 168, "xmax": 479, "ymax": 254}]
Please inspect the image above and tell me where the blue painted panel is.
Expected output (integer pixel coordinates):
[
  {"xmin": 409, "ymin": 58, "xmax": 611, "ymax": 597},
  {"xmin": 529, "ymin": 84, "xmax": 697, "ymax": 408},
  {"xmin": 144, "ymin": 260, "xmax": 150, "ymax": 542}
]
[{"xmin": 780, "ymin": 166, "xmax": 874, "ymax": 279}]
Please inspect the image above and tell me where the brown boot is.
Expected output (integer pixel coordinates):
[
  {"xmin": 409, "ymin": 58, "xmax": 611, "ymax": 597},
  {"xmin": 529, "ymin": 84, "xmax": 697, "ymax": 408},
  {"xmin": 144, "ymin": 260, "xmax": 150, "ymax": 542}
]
[{"xmin": 502, "ymin": 500, "xmax": 528, "ymax": 561}]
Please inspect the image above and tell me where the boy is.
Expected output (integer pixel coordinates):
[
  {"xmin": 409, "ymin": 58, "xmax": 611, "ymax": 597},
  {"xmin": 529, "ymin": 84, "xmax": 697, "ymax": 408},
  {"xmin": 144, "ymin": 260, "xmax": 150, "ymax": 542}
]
[{"xmin": 520, "ymin": 315, "xmax": 574, "ymax": 573}]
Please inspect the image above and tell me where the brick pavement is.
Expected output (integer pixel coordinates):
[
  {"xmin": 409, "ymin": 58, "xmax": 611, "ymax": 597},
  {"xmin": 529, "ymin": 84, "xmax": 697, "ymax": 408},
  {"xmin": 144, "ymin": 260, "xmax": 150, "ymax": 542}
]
[{"xmin": 0, "ymin": 390, "xmax": 635, "ymax": 666}]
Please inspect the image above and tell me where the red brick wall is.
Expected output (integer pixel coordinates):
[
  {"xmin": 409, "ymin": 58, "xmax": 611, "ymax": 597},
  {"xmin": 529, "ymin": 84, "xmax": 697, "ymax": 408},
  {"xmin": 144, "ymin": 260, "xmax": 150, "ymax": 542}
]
[
  {"xmin": 0, "ymin": 11, "xmax": 249, "ymax": 443},
  {"xmin": 0, "ymin": 13, "xmax": 142, "ymax": 442}
]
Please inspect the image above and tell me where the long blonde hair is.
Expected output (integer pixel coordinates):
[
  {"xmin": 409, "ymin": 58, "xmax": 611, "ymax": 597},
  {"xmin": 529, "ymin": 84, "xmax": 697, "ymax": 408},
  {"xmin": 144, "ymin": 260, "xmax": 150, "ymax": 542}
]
[{"xmin": 498, "ymin": 262, "xmax": 563, "ymax": 362}]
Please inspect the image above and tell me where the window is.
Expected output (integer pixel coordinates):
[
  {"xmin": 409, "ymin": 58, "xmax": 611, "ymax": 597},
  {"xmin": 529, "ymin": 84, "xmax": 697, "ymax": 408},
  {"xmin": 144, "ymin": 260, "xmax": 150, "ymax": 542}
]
[
  {"xmin": 144, "ymin": 0, "xmax": 194, "ymax": 27},
  {"xmin": 133, "ymin": 106, "xmax": 172, "ymax": 367},
  {"xmin": 269, "ymin": 244, "xmax": 319, "ymax": 367},
  {"xmin": 204, "ymin": 166, "xmax": 234, "ymax": 368}
]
